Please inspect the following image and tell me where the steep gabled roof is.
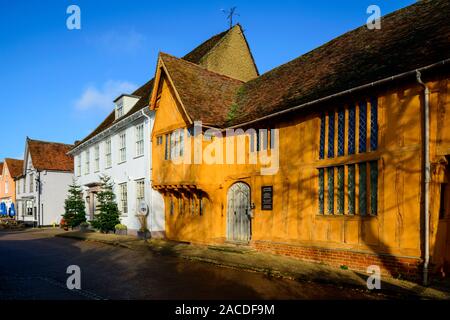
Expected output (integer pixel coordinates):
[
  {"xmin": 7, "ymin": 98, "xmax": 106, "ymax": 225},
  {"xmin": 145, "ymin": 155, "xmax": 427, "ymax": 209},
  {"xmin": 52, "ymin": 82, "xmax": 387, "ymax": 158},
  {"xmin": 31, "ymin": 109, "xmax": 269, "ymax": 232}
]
[
  {"xmin": 74, "ymin": 27, "xmax": 240, "ymax": 148},
  {"xmin": 27, "ymin": 139, "xmax": 74, "ymax": 172},
  {"xmin": 227, "ymin": 0, "xmax": 450, "ymax": 125},
  {"xmin": 4, "ymin": 158, "xmax": 24, "ymax": 178},
  {"xmin": 182, "ymin": 30, "xmax": 229, "ymax": 64},
  {"xmin": 159, "ymin": 53, "xmax": 244, "ymax": 126}
]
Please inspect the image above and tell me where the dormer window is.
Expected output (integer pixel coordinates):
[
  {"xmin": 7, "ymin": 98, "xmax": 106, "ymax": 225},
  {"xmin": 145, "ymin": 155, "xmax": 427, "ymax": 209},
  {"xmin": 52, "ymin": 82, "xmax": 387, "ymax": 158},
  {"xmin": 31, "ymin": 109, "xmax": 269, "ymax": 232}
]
[
  {"xmin": 117, "ymin": 103, "xmax": 124, "ymax": 118},
  {"xmin": 114, "ymin": 94, "xmax": 141, "ymax": 120}
]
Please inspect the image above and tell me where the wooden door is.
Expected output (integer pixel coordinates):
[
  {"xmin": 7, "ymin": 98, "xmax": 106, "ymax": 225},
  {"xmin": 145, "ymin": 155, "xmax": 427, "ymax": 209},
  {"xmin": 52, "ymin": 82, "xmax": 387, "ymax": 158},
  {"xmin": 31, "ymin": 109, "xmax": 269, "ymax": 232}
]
[{"xmin": 227, "ymin": 182, "xmax": 251, "ymax": 243}]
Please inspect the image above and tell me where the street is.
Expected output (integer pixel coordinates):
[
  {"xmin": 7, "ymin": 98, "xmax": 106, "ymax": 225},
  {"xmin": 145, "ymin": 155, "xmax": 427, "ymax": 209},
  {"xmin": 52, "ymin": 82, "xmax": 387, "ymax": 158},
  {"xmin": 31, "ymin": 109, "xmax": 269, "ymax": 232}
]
[{"xmin": 0, "ymin": 229, "xmax": 394, "ymax": 300}]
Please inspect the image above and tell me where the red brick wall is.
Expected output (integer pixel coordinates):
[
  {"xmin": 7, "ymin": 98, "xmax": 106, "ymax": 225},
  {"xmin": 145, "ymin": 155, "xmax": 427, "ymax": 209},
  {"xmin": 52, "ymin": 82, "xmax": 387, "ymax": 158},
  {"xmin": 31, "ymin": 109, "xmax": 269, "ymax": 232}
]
[{"xmin": 252, "ymin": 240, "xmax": 422, "ymax": 281}]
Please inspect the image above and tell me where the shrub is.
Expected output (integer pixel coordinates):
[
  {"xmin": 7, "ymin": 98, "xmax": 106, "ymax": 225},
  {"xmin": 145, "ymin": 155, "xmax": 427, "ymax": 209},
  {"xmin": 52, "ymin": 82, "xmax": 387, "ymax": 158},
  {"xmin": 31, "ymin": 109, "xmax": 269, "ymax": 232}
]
[
  {"xmin": 90, "ymin": 175, "xmax": 120, "ymax": 233},
  {"xmin": 115, "ymin": 224, "xmax": 127, "ymax": 231}
]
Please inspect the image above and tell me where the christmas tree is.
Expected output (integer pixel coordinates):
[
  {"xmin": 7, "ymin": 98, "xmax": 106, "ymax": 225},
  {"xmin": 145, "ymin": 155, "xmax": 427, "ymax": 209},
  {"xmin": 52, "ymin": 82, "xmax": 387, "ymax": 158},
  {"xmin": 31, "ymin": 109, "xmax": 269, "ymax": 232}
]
[
  {"xmin": 63, "ymin": 180, "xmax": 87, "ymax": 229},
  {"xmin": 91, "ymin": 175, "xmax": 120, "ymax": 233}
]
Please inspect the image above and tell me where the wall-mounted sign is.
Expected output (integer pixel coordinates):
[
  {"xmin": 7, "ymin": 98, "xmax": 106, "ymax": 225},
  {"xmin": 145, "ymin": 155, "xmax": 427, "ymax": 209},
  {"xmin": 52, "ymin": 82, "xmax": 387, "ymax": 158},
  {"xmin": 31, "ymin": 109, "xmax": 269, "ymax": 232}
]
[{"xmin": 261, "ymin": 186, "xmax": 273, "ymax": 211}]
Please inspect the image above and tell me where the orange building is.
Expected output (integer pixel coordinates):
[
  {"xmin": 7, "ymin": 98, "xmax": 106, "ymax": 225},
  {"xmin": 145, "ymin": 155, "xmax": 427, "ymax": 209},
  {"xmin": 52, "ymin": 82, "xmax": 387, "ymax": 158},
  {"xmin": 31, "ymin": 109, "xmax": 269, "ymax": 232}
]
[
  {"xmin": 0, "ymin": 158, "xmax": 24, "ymax": 216},
  {"xmin": 150, "ymin": 0, "xmax": 450, "ymax": 282}
]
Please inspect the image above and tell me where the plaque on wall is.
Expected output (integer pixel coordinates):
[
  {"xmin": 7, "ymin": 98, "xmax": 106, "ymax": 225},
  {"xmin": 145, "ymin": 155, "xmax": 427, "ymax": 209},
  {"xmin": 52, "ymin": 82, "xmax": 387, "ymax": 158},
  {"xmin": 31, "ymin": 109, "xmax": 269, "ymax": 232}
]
[{"xmin": 261, "ymin": 186, "xmax": 273, "ymax": 211}]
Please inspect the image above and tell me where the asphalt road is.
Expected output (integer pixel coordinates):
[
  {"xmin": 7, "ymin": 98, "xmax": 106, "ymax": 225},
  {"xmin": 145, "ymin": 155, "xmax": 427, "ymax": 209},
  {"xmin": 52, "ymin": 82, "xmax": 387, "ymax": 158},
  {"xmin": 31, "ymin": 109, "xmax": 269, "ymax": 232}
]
[{"xmin": 0, "ymin": 229, "xmax": 389, "ymax": 300}]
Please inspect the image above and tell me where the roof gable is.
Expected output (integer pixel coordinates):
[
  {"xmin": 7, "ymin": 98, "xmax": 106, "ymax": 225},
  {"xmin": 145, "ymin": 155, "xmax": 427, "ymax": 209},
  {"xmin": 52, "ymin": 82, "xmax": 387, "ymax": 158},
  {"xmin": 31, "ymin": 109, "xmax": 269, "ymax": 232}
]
[
  {"xmin": 4, "ymin": 158, "xmax": 24, "ymax": 178},
  {"xmin": 154, "ymin": 53, "xmax": 244, "ymax": 127}
]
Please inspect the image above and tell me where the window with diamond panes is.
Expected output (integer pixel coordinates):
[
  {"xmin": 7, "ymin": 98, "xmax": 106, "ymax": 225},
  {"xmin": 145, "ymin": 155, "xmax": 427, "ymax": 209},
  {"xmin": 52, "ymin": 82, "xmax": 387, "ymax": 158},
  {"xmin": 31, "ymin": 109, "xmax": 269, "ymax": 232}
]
[
  {"xmin": 327, "ymin": 167, "xmax": 334, "ymax": 214},
  {"xmin": 328, "ymin": 112, "xmax": 335, "ymax": 158},
  {"xmin": 338, "ymin": 110, "xmax": 345, "ymax": 157},
  {"xmin": 358, "ymin": 162, "xmax": 367, "ymax": 216},
  {"xmin": 337, "ymin": 166, "xmax": 345, "ymax": 214},
  {"xmin": 318, "ymin": 168, "xmax": 325, "ymax": 214},
  {"xmin": 348, "ymin": 164, "xmax": 355, "ymax": 214},
  {"xmin": 370, "ymin": 98, "xmax": 378, "ymax": 151},
  {"xmin": 348, "ymin": 104, "xmax": 356, "ymax": 155},
  {"xmin": 319, "ymin": 114, "xmax": 326, "ymax": 159},
  {"xmin": 359, "ymin": 101, "xmax": 367, "ymax": 153}
]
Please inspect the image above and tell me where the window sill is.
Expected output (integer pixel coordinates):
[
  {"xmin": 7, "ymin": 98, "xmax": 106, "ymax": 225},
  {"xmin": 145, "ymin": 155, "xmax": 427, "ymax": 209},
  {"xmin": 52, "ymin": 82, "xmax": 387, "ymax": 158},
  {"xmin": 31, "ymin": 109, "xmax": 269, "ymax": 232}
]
[
  {"xmin": 117, "ymin": 161, "xmax": 127, "ymax": 165},
  {"xmin": 134, "ymin": 154, "xmax": 144, "ymax": 160}
]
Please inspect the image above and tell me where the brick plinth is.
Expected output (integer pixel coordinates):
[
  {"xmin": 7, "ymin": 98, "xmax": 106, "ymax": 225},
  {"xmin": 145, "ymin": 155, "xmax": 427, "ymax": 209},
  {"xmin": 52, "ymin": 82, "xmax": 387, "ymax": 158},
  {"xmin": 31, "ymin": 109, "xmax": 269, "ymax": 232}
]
[{"xmin": 252, "ymin": 240, "xmax": 423, "ymax": 281}]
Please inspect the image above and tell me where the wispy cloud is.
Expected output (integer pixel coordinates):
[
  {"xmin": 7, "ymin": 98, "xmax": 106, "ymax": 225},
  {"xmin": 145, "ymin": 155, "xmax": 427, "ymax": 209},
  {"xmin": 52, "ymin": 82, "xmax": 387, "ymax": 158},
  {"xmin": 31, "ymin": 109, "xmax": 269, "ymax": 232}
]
[
  {"xmin": 75, "ymin": 80, "xmax": 137, "ymax": 111},
  {"xmin": 88, "ymin": 28, "xmax": 146, "ymax": 53}
]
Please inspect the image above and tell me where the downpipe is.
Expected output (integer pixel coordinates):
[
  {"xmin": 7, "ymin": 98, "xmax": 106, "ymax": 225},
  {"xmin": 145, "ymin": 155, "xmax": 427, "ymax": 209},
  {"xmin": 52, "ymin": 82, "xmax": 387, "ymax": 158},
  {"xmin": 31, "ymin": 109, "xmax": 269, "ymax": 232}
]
[{"xmin": 416, "ymin": 70, "xmax": 430, "ymax": 286}]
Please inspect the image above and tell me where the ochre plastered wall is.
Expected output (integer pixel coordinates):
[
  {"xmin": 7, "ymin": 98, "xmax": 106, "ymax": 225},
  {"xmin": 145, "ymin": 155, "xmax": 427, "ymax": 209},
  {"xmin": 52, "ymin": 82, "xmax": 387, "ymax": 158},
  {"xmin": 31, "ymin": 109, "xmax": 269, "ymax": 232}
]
[
  {"xmin": 152, "ymin": 73, "xmax": 450, "ymax": 273},
  {"xmin": 0, "ymin": 163, "xmax": 16, "ymax": 205}
]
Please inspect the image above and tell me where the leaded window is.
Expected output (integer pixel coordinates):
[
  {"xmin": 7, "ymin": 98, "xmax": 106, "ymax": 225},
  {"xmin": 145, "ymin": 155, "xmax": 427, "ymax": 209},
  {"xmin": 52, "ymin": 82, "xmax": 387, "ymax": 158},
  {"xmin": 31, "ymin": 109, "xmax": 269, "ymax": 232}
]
[
  {"xmin": 359, "ymin": 101, "xmax": 367, "ymax": 153},
  {"xmin": 319, "ymin": 114, "xmax": 326, "ymax": 159},
  {"xmin": 337, "ymin": 166, "xmax": 344, "ymax": 214},
  {"xmin": 358, "ymin": 162, "xmax": 367, "ymax": 216},
  {"xmin": 348, "ymin": 164, "xmax": 355, "ymax": 214},
  {"xmin": 370, "ymin": 97, "xmax": 378, "ymax": 151},
  {"xmin": 318, "ymin": 168, "xmax": 324, "ymax": 214},
  {"xmin": 348, "ymin": 104, "xmax": 356, "ymax": 155},
  {"xmin": 327, "ymin": 167, "xmax": 334, "ymax": 214},
  {"xmin": 328, "ymin": 112, "xmax": 335, "ymax": 158},
  {"xmin": 338, "ymin": 110, "xmax": 345, "ymax": 157}
]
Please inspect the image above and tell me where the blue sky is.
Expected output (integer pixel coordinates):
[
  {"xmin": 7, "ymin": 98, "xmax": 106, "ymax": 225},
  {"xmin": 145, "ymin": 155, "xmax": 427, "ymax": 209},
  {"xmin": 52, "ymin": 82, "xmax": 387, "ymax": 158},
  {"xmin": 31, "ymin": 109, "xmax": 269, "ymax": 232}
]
[{"xmin": 0, "ymin": 0, "xmax": 415, "ymax": 160}]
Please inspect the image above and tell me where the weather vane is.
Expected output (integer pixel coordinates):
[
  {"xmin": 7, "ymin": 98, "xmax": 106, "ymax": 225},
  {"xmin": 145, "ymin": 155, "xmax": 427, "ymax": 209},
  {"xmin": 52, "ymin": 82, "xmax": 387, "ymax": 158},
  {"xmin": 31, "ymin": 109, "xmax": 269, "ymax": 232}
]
[{"xmin": 221, "ymin": 7, "xmax": 240, "ymax": 30}]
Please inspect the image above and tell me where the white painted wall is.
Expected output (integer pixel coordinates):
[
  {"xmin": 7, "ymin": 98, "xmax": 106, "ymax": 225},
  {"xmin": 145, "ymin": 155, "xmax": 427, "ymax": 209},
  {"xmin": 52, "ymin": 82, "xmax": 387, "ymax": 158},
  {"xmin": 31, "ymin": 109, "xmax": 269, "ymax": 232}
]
[{"xmin": 72, "ymin": 110, "xmax": 165, "ymax": 236}]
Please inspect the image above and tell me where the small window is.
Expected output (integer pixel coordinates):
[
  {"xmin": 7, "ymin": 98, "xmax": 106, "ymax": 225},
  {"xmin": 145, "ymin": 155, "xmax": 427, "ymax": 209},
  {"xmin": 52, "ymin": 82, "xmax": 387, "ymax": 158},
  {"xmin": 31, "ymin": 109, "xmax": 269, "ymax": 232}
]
[
  {"xmin": 165, "ymin": 134, "xmax": 170, "ymax": 160},
  {"xmin": 117, "ymin": 103, "xmax": 124, "ymax": 118},
  {"xmin": 105, "ymin": 139, "xmax": 112, "ymax": 168},
  {"xmin": 76, "ymin": 155, "xmax": 81, "ymax": 177},
  {"xmin": 135, "ymin": 124, "xmax": 144, "ymax": 157},
  {"xmin": 94, "ymin": 145, "xmax": 100, "ymax": 172},
  {"xmin": 84, "ymin": 150, "xmax": 90, "ymax": 175},
  {"xmin": 136, "ymin": 179, "xmax": 145, "ymax": 207},
  {"xmin": 156, "ymin": 136, "xmax": 163, "ymax": 146},
  {"xmin": 119, "ymin": 131, "xmax": 127, "ymax": 163},
  {"xmin": 119, "ymin": 183, "xmax": 128, "ymax": 215}
]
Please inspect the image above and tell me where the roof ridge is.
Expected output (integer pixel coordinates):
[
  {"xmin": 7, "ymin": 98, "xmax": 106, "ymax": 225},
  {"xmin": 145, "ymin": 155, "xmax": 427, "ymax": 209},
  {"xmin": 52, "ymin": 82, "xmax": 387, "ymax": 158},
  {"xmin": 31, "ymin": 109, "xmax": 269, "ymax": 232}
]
[
  {"xmin": 160, "ymin": 52, "xmax": 245, "ymax": 83},
  {"xmin": 27, "ymin": 137, "xmax": 74, "ymax": 147}
]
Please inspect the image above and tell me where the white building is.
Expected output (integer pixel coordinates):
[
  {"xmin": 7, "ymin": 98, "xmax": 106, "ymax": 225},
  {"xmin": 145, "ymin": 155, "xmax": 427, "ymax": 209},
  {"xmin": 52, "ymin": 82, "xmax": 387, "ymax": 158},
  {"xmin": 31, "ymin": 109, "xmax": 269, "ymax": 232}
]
[
  {"xmin": 15, "ymin": 138, "xmax": 74, "ymax": 226},
  {"xmin": 69, "ymin": 84, "xmax": 165, "ymax": 237}
]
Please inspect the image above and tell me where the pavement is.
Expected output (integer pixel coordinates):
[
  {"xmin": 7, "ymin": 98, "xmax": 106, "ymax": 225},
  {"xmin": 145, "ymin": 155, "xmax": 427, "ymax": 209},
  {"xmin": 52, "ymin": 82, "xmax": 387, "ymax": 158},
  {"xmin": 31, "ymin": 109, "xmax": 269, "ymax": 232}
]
[
  {"xmin": 0, "ymin": 228, "xmax": 447, "ymax": 300},
  {"xmin": 55, "ymin": 229, "xmax": 450, "ymax": 300}
]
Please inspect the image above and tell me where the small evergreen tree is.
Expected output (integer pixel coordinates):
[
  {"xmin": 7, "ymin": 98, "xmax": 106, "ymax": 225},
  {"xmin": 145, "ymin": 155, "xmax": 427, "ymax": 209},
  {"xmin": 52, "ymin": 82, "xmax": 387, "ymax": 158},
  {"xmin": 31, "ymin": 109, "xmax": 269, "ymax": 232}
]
[
  {"xmin": 63, "ymin": 180, "xmax": 87, "ymax": 229},
  {"xmin": 91, "ymin": 175, "xmax": 120, "ymax": 233}
]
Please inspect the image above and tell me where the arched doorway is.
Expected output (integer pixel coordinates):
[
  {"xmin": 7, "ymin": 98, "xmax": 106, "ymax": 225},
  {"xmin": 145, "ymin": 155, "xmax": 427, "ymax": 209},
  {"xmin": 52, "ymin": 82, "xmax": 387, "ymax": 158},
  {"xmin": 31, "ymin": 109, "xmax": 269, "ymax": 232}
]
[{"xmin": 227, "ymin": 182, "xmax": 251, "ymax": 243}]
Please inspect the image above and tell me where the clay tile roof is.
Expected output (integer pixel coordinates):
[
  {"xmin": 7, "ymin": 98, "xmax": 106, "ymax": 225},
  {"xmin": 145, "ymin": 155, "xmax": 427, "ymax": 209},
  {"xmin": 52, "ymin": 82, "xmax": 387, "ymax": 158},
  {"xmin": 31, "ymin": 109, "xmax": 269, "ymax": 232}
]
[
  {"xmin": 160, "ymin": 53, "xmax": 244, "ymax": 127},
  {"xmin": 182, "ymin": 29, "xmax": 229, "ymax": 64},
  {"xmin": 228, "ymin": 0, "xmax": 450, "ymax": 126},
  {"xmin": 4, "ymin": 158, "xmax": 24, "ymax": 178},
  {"xmin": 74, "ymin": 28, "xmax": 235, "ymax": 148},
  {"xmin": 27, "ymin": 139, "xmax": 74, "ymax": 172}
]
